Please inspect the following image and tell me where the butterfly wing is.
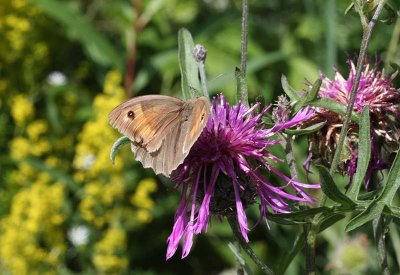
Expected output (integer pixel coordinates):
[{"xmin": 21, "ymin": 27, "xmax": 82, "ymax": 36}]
[
  {"xmin": 109, "ymin": 95, "xmax": 210, "ymax": 176},
  {"xmin": 181, "ymin": 97, "xmax": 210, "ymax": 154}
]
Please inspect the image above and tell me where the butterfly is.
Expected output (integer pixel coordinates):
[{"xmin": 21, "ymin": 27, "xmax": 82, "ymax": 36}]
[{"xmin": 109, "ymin": 95, "xmax": 210, "ymax": 177}]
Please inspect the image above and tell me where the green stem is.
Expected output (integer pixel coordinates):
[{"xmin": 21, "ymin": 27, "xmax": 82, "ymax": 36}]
[
  {"xmin": 389, "ymin": 223, "xmax": 400, "ymax": 270},
  {"xmin": 240, "ymin": 0, "xmax": 248, "ymax": 78},
  {"xmin": 227, "ymin": 216, "xmax": 275, "ymax": 275},
  {"xmin": 306, "ymin": 2, "xmax": 386, "ymax": 274},
  {"xmin": 236, "ymin": 0, "xmax": 249, "ymax": 106},
  {"xmin": 283, "ymin": 135, "xmax": 300, "ymax": 180},
  {"xmin": 330, "ymin": 0, "xmax": 386, "ymax": 175},
  {"xmin": 373, "ymin": 216, "xmax": 391, "ymax": 275}
]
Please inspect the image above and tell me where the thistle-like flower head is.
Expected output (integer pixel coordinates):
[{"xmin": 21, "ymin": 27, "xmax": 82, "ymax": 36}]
[
  {"xmin": 307, "ymin": 60, "xmax": 400, "ymax": 187},
  {"xmin": 166, "ymin": 94, "xmax": 318, "ymax": 259}
]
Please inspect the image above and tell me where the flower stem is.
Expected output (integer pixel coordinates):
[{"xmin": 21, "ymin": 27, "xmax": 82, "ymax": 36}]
[
  {"xmin": 283, "ymin": 135, "xmax": 316, "ymax": 272},
  {"xmin": 236, "ymin": 0, "xmax": 249, "ymax": 106},
  {"xmin": 373, "ymin": 216, "xmax": 391, "ymax": 275},
  {"xmin": 227, "ymin": 216, "xmax": 275, "ymax": 275},
  {"xmin": 125, "ymin": 0, "xmax": 142, "ymax": 97},
  {"xmin": 329, "ymin": 0, "xmax": 386, "ymax": 175},
  {"xmin": 283, "ymin": 135, "xmax": 300, "ymax": 180},
  {"xmin": 307, "ymin": 2, "xmax": 386, "ymax": 274}
]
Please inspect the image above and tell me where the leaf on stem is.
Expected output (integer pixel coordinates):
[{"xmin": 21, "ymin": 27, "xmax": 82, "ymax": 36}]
[
  {"xmin": 178, "ymin": 28, "xmax": 201, "ymax": 100},
  {"xmin": 293, "ymin": 78, "xmax": 322, "ymax": 112},
  {"xmin": 316, "ymin": 165, "xmax": 355, "ymax": 207},
  {"xmin": 285, "ymin": 121, "xmax": 326, "ymax": 135},
  {"xmin": 281, "ymin": 75, "xmax": 300, "ymax": 102},
  {"xmin": 347, "ymin": 106, "xmax": 371, "ymax": 200},
  {"xmin": 345, "ymin": 201, "xmax": 386, "ymax": 232},
  {"xmin": 310, "ymin": 98, "xmax": 360, "ymax": 123}
]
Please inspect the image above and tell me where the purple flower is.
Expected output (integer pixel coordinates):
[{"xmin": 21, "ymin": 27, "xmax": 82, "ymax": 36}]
[
  {"xmin": 166, "ymin": 94, "xmax": 319, "ymax": 259},
  {"xmin": 306, "ymin": 59, "xmax": 400, "ymax": 188}
]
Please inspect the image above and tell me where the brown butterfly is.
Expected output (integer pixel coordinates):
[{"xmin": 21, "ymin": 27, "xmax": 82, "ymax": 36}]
[{"xmin": 109, "ymin": 95, "xmax": 210, "ymax": 177}]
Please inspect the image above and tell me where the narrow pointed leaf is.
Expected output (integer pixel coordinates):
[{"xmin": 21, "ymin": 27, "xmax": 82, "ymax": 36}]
[
  {"xmin": 281, "ymin": 74, "xmax": 300, "ymax": 101},
  {"xmin": 311, "ymin": 98, "xmax": 360, "ymax": 123},
  {"xmin": 384, "ymin": 206, "xmax": 400, "ymax": 221},
  {"xmin": 320, "ymin": 213, "xmax": 346, "ymax": 232},
  {"xmin": 316, "ymin": 165, "xmax": 355, "ymax": 207},
  {"xmin": 345, "ymin": 201, "xmax": 386, "ymax": 232},
  {"xmin": 178, "ymin": 28, "xmax": 201, "ymax": 99},
  {"xmin": 110, "ymin": 136, "xmax": 131, "ymax": 164},
  {"xmin": 378, "ymin": 151, "xmax": 400, "ymax": 204},
  {"xmin": 307, "ymin": 78, "xmax": 322, "ymax": 102},
  {"xmin": 347, "ymin": 106, "xmax": 371, "ymax": 200},
  {"xmin": 293, "ymin": 78, "xmax": 322, "ymax": 112},
  {"xmin": 268, "ymin": 207, "xmax": 330, "ymax": 221},
  {"xmin": 285, "ymin": 121, "xmax": 326, "ymax": 135},
  {"xmin": 275, "ymin": 232, "xmax": 304, "ymax": 275}
]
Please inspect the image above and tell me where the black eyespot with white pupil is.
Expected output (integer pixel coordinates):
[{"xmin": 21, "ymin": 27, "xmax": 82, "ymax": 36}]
[{"xmin": 127, "ymin": 111, "xmax": 135, "ymax": 119}]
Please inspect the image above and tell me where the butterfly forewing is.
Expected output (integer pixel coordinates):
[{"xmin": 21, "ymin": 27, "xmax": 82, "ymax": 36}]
[{"xmin": 109, "ymin": 95, "xmax": 210, "ymax": 176}]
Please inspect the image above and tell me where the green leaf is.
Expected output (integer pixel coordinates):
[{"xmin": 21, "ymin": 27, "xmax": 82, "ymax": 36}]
[
  {"xmin": 347, "ymin": 106, "xmax": 371, "ymax": 200},
  {"xmin": 30, "ymin": 0, "xmax": 123, "ymax": 69},
  {"xmin": 378, "ymin": 150, "xmax": 400, "ymax": 204},
  {"xmin": 319, "ymin": 213, "xmax": 346, "ymax": 232},
  {"xmin": 285, "ymin": 121, "xmax": 326, "ymax": 135},
  {"xmin": 384, "ymin": 206, "xmax": 400, "ymax": 221},
  {"xmin": 316, "ymin": 165, "xmax": 355, "ymax": 207},
  {"xmin": 275, "ymin": 232, "xmax": 304, "ymax": 275},
  {"xmin": 110, "ymin": 136, "xmax": 131, "ymax": 164},
  {"xmin": 281, "ymin": 74, "xmax": 300, "ymax": 102},
  {"xmin": 293, "ymin": 78, "xmax": 322, "ymax": 112},
  {"xmin": 345, "ymin": 201, "xmax": 386, "ymax": 232},
  {"xmin": 310, "ymin": 98, "xmax": 360, "ymax": 123},
  {"xmin": 268, "ymin": 207, "xmax": 330, "ymax": 221},
  {"xmin": 307, "ymin": 78, "xmax": 322, "ymax": 102},
  {"xmin": 178, "ymin": 28, "xmax": 201, "ymax": 99}
]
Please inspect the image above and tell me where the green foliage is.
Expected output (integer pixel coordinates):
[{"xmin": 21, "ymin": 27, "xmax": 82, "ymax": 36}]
[{"xmin": 1, "ymin": 0, "xmax": 400, "ymax": 274}]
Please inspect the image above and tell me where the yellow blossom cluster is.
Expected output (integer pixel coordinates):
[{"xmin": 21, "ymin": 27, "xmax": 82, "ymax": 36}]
[
  {"xmin": 73, "ymin": 70, "xmax": 158, "ymax": 271},
  {"xmin": 73, "ymin": 71, "xmax": 127, "ymax": 226},
  {"xmin": 131, "ymin": 178, "xmax": 158, "ymax": 223},
  {"xmin": 0, "ymin": 0, "xmax": 40, "ymax": 62},
  {"xmin": 0, "ymin": 179, "xmax": 66, "ymax": 274},
  {"xmin": 10, "ymin": 94, "xmax": 34, "ymax": 127},
  {"xmin": 92, "ymin": 227, "xmax": 128, "ymax": 273}
]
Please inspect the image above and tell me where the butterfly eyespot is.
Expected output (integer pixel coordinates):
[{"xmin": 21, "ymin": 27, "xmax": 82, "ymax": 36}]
[{"xmin": 127, "ymin": 111, "xmax": 135, "ymax": 119}]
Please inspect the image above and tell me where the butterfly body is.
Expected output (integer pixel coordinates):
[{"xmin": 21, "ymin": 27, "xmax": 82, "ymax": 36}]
[{"xmin": 109, "ymin": 95, "xmax": 210, "ymax": 176}]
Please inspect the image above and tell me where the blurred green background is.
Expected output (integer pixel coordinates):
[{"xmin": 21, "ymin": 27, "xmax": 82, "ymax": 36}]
[{"xmin": 1, "ymin": 0, "xmax": 400, "ymax": 274}]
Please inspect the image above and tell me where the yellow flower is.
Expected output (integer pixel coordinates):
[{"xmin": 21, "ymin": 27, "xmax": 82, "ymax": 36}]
[
  {"xmin": 10, "ymin": 137, "xmax": 30, "ymax": 160},
  {"xmin": 0, "ymin": 180, "xmax": 66, "ymax": 274},
  {"xmin": 26, "ymin": 120, "xmax": 47, "ymax": 140},
  {"xmin": 11, "ymin": 95, "xmax": 34, "ymax": 126},
  {"xmin": 93, "ymin": 227, "xmax": 128, "ymax": 274},
  {"xmin": 131, "ymin": 178, "xmax": 157, "ymax": 210}
]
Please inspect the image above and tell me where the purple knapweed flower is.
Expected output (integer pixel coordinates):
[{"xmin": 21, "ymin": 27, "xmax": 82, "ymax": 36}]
[
  {"xmin": 305, "ymin": 59, "xmax": 400, "ymax": 188},
  {"xmin": 166, "ymin": 94, "xmax": 319, "ymax": 259}
]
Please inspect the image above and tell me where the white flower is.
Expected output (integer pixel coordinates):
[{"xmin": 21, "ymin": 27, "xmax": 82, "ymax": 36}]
[
  {"xmin": 68, "ymin": 225, "xmax": 90, "ymax": 246},
  {"xmin": 47, "ymin": 71, "xmax": 67, "ymax": 86}
]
